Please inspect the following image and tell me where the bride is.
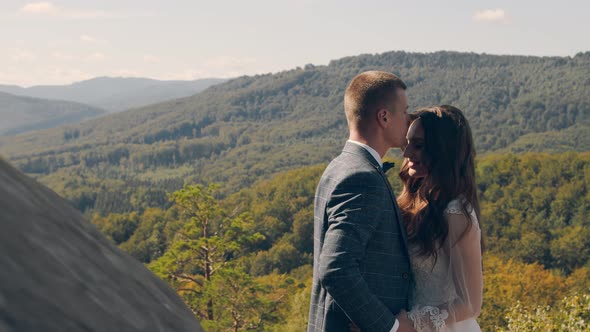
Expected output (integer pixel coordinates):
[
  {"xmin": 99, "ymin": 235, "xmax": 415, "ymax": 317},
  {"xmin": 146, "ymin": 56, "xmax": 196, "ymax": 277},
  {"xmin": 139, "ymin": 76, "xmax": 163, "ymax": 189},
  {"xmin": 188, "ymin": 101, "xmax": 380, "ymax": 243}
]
[{"xmin": 398, "ymin": 105, "xmax": 483, "ymax": 332}]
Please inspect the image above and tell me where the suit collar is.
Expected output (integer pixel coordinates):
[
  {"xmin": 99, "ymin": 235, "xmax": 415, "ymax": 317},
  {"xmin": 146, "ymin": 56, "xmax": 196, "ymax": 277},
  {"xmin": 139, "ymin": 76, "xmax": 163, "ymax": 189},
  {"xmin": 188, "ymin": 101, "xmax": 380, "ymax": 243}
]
[
  {"xmin": 343, "ymin": 141, "xmax": 382, "ymax": 170},
  {"xmin": 346, "ymin": 140, "xmax": 383, "ymax": 168}
]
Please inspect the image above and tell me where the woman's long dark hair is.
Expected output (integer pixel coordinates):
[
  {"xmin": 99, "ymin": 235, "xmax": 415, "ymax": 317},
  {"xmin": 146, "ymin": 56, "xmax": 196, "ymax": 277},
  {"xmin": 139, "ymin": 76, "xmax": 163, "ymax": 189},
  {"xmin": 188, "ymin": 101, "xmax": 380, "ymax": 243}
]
[{"xmin": 398, "ymin": 105, "xmax": 482, "ymax": 260}]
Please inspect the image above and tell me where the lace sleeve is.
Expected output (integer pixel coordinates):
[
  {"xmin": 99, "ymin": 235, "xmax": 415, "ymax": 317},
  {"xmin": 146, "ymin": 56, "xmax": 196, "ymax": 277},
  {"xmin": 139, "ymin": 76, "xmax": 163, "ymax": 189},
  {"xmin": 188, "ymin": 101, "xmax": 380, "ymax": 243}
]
[
  {"xmin": 407, "ymin": 201, "xmax": 483, "ymax": 331},
  {"xmin": 408, "ymin": 305, "xmax": 449, "ymax": 331}
]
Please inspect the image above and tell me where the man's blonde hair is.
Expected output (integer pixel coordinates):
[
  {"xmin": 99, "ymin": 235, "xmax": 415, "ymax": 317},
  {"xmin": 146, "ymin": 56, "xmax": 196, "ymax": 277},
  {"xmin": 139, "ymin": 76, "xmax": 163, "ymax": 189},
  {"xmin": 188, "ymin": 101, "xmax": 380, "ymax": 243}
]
[{"xmin": 344, "ymin": 71, "xmax": 407, "ymax": 131}]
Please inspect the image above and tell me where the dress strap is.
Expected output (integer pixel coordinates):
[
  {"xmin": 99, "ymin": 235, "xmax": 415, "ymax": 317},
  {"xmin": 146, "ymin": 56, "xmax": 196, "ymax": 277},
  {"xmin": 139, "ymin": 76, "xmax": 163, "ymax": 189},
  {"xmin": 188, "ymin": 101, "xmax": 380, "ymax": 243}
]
[
  {"xmin": 443, "ymin": 198, "xmax": 466, "ymax": 215},
  {"xmin": 444, "ymin": 198, "xmax": 480, "ymax": 229}
]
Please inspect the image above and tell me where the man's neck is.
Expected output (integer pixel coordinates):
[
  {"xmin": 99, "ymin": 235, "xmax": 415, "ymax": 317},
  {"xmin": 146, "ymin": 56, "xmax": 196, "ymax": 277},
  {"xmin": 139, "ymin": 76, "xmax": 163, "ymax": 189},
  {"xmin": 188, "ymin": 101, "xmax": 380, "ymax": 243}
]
[
  {"xmin": 348, "ymin": 132, "xmax": 386, "ymax": 159},
  {"xmin": 347, "ymin": 139, "xmax": 383, "ymax": 167}
]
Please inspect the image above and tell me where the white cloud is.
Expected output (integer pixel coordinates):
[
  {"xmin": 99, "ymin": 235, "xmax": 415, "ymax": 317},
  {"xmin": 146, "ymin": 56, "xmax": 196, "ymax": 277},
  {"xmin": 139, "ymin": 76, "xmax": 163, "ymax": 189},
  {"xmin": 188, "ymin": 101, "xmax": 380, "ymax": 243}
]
[
  {"xmin": 26, "ymin": 66, "xmax": 92, "ymax": 85},
  {"xmin": 81, "ymin": 35, "xmax": 97, "ymax": 43},
  {"xmin": 169, "ymin": 56, "xmax": 258, "ymax": 80},
  {"xmin": 0, "ymin": 71, "xmax": 20, "ymax": 86},
  {"xmin": 79, "ymin": 35, "xmax": 108, "ymax": 44},
  {"xmin": 143, "ymin": 55, "xmax": 160, "ymax": 63},
  {"xmin": 204, "ymin": 56, "xmax": 256, "ymax": 68},
  {"xmin": 168, "ymin": 57, "xmax": 260, "ymax": 80},
  {"xmin": 19, "ymin": 2, "xmax": 156, "ymax": 20},
  {"xmin": 9, "ymin": 48, "xmax": 36, "ymax": 62},
  {"xmin": 473, "ymin": 9, "xmax": 508, "ymax": 23},
  {"xmin": 62, "ymin": 9, "xmax": 121, "ymax": 20},
  {"xmin": 52, "ymin": 51, "xmax": 75, "ymax": 61},
  {"xmin": 111, "ymin": 69, "xmax": 141, "ymax": 77},
  {"xmin": 21, "ymin": 2, "xmax": 57, "ymax": 14},
  {"xmin": 86, "ymin": 52, "xmax": 105, "ymax": 61}
]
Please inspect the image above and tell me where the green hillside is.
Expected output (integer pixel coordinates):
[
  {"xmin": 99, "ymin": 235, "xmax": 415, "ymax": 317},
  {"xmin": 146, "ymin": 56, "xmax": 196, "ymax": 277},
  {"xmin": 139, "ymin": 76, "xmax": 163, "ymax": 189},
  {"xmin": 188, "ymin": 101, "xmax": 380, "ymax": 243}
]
[
  {"xmin": 0, "ymin": 50, "xmax": 588, "ymax": 215},
  {"xmin": 504, "ymin": 119, "xmax": 590, "ymax": 153},
  {"xmin": 0, "ymin": 92, "xmax": 106, "ymax": 136},
  {"xmin": 90, "ymin": 152, "xmax": 590, "ymax": 330}
]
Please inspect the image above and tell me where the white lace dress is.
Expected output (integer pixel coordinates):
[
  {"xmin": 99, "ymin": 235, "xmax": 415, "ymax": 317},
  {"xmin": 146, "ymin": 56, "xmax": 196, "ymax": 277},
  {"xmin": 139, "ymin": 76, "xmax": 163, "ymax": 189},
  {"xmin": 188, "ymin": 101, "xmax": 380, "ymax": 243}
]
[{"xmin": 407, "ymin": 199, "xmax": 483, "ymax": 332}]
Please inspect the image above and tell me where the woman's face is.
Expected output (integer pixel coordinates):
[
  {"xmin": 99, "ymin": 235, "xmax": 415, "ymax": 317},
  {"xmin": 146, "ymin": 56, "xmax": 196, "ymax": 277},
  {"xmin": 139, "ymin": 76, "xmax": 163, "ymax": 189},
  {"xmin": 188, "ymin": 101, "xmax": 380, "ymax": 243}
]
[{"xmin": 403, "ymin": 118, "xmax": 428, "ymax": 178}]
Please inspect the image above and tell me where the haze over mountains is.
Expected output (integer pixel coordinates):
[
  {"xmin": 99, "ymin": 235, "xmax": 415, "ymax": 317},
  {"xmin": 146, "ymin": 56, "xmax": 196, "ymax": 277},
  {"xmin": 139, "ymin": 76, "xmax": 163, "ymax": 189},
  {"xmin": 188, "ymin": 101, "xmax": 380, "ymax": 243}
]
[
  {"xmin": 0, "ymin": 50, "xmax": 588, "ymax": 214},
  {"xmin": 0, "ymin": 77, "xmax": 227, "ymax": 112},
  {"xmin": 0, "ymin": 77, "xmax": 227, "ymax": 136},
  {"xmin": 0, "ymin": 92, "xmax": 106, "ymax": 136}
]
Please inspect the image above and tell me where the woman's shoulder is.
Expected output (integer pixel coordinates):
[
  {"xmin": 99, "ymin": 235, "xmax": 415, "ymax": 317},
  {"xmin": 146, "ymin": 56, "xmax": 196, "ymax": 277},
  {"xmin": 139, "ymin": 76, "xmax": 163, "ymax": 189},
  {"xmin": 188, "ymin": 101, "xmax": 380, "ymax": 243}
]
[
  {"xmin": 444, "ymin": 197, "xmax": 467, "ymax": 214},
  {"xmin": 444, "ymin": 197, "xmax": 479, "ymax": 229}
]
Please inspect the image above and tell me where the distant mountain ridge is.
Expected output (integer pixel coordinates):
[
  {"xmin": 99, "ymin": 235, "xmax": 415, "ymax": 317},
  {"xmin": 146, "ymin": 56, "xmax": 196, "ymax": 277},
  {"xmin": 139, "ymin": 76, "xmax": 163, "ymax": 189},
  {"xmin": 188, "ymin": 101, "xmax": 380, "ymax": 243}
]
[
  {"xmin": 0, "ymin": 91, "xmax": 106, "ymax": 136},
  {"xmin": 0, "ymin": 77, "xmax": 227, "ymax": 112},
  {"xmin": 0, "ymin": 50, "xmax": 588, "ymax": 214}
]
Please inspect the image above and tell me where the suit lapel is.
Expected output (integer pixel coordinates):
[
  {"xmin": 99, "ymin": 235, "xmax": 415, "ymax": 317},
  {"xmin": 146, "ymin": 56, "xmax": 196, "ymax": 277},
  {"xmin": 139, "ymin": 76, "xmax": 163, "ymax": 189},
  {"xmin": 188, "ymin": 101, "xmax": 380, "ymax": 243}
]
[
  {"xmin": 377, "ymin": 168, "xmax": 410, "ymax": 251},
  {"xmin": 343, "ymin": 142, "xmax": 410, "ymax": 251}
]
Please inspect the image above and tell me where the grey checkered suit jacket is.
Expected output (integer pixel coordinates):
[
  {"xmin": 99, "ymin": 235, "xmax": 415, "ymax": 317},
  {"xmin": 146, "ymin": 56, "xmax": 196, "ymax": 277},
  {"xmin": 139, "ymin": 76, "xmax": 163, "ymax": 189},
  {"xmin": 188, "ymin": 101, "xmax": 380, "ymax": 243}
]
[{"xmin": 308, "ymin": 142, "xmax": 412, "ymax": 332}]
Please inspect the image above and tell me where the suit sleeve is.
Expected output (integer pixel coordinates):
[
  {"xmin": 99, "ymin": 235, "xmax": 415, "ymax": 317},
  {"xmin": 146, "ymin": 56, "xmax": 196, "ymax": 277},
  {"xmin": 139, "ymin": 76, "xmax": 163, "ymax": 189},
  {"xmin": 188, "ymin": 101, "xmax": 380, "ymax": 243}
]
[{"xmin": 318, "ymin": 171, "xmax": 397, "ymax": 332}]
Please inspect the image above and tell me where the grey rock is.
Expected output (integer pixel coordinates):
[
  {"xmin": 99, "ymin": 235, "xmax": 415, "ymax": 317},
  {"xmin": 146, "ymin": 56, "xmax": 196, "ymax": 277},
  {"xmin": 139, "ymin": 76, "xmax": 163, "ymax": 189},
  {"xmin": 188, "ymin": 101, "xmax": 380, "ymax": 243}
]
[{"xmin": 0, "ymin": 158, "xmax": 203, "ymax": 332}]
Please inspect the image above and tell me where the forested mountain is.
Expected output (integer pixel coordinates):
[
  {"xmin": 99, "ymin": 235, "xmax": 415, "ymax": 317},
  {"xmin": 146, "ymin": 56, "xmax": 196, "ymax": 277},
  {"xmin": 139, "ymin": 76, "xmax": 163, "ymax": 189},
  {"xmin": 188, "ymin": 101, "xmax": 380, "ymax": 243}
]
[
  {"xmin": 501, "ymin": 119, "xmax": 590, "ymax": 153},
  {"xmin": 90, "ymin": 152, "xmax": 590, "ymax": 330},
  {"xmin": 0, "ymin": 51, "xmax": 588, "ymax": 215},
  {"xmin": 0, "ymin": 91, "xmax": 106, "ymax": 136},
  {"xmin": 2, "ymin": 50, "xmax": 588, "ymax": 330},
  {"xmin": 0, "ymin": 77, "xmax": 227, "ymax": 112}
]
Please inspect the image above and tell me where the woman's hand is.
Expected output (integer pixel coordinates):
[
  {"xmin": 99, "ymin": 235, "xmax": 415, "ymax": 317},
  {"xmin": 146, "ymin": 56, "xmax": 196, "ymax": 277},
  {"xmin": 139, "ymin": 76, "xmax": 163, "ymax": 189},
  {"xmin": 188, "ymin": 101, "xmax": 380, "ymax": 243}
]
[
  {"xmin": 396, "ymin": 309, "xmax": 418, "ymax": 332},
  {"xmin": 348, "ymin": 311, "xmax": 416, "ymax": 332}
]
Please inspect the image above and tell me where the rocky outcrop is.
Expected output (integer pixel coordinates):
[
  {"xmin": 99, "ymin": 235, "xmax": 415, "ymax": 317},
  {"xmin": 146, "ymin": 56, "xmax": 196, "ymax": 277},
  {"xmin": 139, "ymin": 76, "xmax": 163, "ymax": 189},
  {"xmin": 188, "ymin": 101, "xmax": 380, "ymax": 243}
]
[{"xmin": 0, "ymin": 158, "xmax": 203, "ymax": 331}]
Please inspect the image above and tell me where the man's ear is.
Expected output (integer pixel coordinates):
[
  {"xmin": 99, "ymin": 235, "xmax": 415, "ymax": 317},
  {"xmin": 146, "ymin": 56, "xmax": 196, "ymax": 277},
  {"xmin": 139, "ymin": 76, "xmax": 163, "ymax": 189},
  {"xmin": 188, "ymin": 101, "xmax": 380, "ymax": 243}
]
[{"xmin": 376, "ymin": 108, "xmax": 389, "ymax": 127}]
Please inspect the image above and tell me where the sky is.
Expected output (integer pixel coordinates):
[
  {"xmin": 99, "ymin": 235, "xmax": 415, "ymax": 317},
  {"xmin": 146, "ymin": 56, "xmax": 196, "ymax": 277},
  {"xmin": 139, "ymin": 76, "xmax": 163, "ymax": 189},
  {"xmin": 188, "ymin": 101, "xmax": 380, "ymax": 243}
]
[{"xmin": 1, "ymin": 0, "xmax": 589, "ymax": 87}]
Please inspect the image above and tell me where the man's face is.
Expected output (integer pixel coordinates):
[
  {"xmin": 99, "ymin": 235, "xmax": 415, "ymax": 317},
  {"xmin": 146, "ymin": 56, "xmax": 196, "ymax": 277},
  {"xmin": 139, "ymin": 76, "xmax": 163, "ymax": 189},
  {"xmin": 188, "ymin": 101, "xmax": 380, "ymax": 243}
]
[{"xmin": 385, "ymin": 89, "xmax": 409, "ymax": 148}]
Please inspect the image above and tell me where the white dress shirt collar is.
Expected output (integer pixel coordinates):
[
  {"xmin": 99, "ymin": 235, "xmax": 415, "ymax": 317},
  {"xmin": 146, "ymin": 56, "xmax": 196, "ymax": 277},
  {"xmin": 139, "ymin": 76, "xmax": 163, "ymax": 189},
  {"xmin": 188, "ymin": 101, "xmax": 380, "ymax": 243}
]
[{"xmin": 347, "ymin": 140, "xmax": 382, "ymax": 167}]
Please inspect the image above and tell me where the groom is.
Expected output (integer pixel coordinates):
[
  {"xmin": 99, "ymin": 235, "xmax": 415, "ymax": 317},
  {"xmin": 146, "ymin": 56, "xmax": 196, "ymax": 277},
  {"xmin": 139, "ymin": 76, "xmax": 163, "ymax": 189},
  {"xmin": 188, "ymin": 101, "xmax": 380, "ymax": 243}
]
[{"xmin": 308, "ymin": 71, "xmax": 414, "ymax": 332}]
